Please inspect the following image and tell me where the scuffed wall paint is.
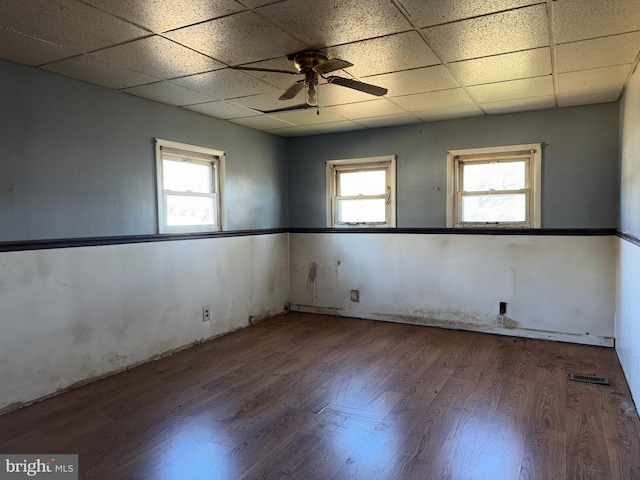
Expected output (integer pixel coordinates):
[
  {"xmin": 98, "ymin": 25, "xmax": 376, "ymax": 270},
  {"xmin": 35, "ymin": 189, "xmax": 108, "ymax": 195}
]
[
  {"xmin": 0, "ymin": 233, "xmax": 289, "ymax": 411},
  {"xmin": 289, "ymin": 233, "xmax": 615, "ymax": 346}
]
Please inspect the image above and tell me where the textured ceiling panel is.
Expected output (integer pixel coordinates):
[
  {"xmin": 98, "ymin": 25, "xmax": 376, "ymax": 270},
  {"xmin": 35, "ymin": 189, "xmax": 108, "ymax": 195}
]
[
  {"xmin": 42, "ymin": 55, "xmax": 158, "ymax": 89},
  {"xmin": 123, "ymin": 81, "xmax": 214, "ymax": 106},
  {"xmin": 423, "ymin": 5, "xmax": 549, "ymax": 62},
  {"xmin": 257, "ymin": 0, "xmax": 411, "ymax": 47},
  {"xmin": 480, "ymin": 94, "xmax": 555, "ymax": 114},
  {"xmin": 323, "ymin": 32, "xmax": 440, "ymax": 78},
  {"xmin": 93, "ymin": 36, "xmax": 223, "ymax": 80},
  {"xmin": 467, "ymin": 75, "xmax": 554, "ymax": 103},
  {"xmin": 399, "ymin": 0, "xmax": 538, "ymax": 28},
  {"xmin": 557, "ymin": 89, "xmax": 621, "ymax": 107},
  {"xmin": 553, "ymin": 0, "xmax": 640, "ymax": 44},
  {"xmin": 323, "ymin": 99, "xmax": 406, "ymax": 120},
  {"xmin": 0, "ymin": 26, "xmax": 72, "ymax": 66},
  {"xmin": 355, "ymin": 113, "xmax": 421, "ymax": 129},
  {"xmin": 185, "ymin": 100, "xmax": 260, "ymax": 119},
  {"xmin": 414, "ymin": 104, "xmax": 484, "ymax": 122},
  {"xmin": 233, "ymin": 57, "xmax": 301, "ymax": 90},
  {"xmin": 231, "ymin": 115, "xmax": 295, "ymax": 130},
  {"xmin": 450, "ymin": 48, "xmax": 551, "ymax": 86},
  {"xmin": 170, "ymin": 68, "xmax": 278, "ymax": 100},
  {"xmin": 269, "ymin": 109, "xmax": 349, "ymax": 126},
  {"xmin": 556, "ymin": 32, "xmax": 640, "ymax": 73},
  {"xmin": 365, "ymin": 65, "xmax": 460, "ymax": 98},
  {"xmin": 82, "ymin": 0, "xmax": 245, "ymax": 33},
  {"xmin": 166, "ymin": 11, "xmax": 306, "ymax": 65},
  {"xmin": 391, "ymin": 88, "xmax": 475, "ymax": 112},
  {"xmin": 301, "ymin": 120, "xmax": 365, "ymax": 135},
  {"xmin": 0, "ymin": 0, "xmax": 147, "ymax": 53},
  {"xmin": 557, "ymin": 65, "xmax": 630, "ymax": 95}
]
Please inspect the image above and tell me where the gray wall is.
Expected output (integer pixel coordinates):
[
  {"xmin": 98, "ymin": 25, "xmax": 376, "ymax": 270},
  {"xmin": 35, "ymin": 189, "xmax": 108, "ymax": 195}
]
[
  {"xmin": 288, "ymin": 104, "xmax": 619, "ymax": 228},
  {"xmin": 0, "ymin": 60, "xmax": 288, "ymax": 242}
]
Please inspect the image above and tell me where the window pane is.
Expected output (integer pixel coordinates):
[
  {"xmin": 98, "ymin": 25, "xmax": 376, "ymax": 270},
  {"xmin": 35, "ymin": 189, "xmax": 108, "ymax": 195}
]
[
  {"xmin": 166, "ymin": 195, "xmax": 216, "ymax": 226},
  {"xmin": 163, "ymin": 159, "xmax": 212, "ymax": 193},
  {"xmin": 338, "ymin": 198, "xmax": 386, "ymax": 223},
  {"xmin": 461, "ymin": 194, "xmax": 526, "ymax": 222},
  {"xmin": 338, "ymin": 170, "xmax": 386, "ymax": 196},
  {"xmin": 463, "ymin": 161, "xmax": 525, "ymax": 191}
]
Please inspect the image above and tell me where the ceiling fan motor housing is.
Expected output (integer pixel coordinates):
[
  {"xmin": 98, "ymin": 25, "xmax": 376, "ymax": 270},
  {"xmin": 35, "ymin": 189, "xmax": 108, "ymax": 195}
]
[{"xmin": 293, "ymin": 50, "xmax": 329, "ymax": 73}]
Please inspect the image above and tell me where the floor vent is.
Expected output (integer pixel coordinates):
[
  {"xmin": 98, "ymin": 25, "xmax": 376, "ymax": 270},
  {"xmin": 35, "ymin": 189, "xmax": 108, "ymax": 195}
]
[{"xmin": 568, "ymin": 373, "xmax": 610, "ymax": 385}]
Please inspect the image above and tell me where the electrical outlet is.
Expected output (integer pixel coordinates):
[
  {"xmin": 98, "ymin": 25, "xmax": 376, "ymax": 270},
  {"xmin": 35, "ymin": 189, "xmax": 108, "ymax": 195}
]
[
  {"xmin": 351, "ymin": 290, "xmax": 360, "ymax": 302},
  {"xmin": 203, "ymin": 306, "xmax": 211, "ymax": 322}
]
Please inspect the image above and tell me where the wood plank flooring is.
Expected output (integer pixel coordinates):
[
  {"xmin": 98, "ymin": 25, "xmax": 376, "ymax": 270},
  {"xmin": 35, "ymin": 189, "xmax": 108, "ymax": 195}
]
[{"xmin": 1, "ymin": 312, "xmax": 639, "ymax": 479}]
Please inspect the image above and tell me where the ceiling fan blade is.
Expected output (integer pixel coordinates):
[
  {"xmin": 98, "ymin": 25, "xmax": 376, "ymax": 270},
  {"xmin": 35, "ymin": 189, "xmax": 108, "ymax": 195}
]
[
  {"xmin": 327, "ymin": 76, "xmax": 388, "ymax": 96},
  {"xmin": 313, "ymin": 58, "xmax": 353, "ymax": 74},
  {"xmin": 279, "ymin": 81, "xmax": 305, "ymax": 100},
  {"xmin": 230, "ymin": 65, "xmax": 298, "ymax": 75}
]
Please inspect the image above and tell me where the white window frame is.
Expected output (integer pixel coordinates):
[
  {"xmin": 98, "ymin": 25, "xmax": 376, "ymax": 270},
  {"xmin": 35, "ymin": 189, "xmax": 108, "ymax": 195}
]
[
  {"xmin": 326, "ymin": 155, "xmax": 397, "ymax": 228},
  {"xmin": 446, "ymin": 143, "xmax": 541, "ymax": 228},
  {"xmin": 155, "ymin": 138, "xmax": 226, "ymax": 234}
]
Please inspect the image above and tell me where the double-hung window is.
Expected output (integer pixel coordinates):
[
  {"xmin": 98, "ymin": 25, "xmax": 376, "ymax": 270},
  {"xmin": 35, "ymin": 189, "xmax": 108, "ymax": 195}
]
[
  {"xmin": 155, "ymin": 138, "xmax": 225, "ymax": 233},
  {"xmin": 446, "ymin": 143, "xmax": 541, "ymax": 228},
  {"xmin": 326, "ymin": 155, "xmax": 396, "ymax": 228}
]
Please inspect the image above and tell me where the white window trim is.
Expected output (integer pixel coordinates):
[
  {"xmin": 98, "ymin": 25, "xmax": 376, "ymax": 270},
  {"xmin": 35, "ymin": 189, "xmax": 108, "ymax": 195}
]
[
  {"xmin": 446, "ymin": 143, "xmax": 541, "ymax": 228},
  {"xmin": 325, "ymin": 155, "xmax": 397, "ymax": 228},
  {"xmin": 155, "ymin": 138, "xmax": 226, "ymax": 234}
]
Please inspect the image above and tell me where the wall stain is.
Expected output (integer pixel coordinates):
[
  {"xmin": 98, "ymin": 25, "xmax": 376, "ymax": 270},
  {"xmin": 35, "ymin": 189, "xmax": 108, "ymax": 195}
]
[{"xmin": 307, "ymin": 262, "xmax": 318, "ymax": 304}]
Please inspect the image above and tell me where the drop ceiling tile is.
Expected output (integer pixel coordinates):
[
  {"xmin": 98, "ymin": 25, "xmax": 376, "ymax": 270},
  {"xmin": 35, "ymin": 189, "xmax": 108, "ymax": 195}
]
[
  {"xmin": 401, "ymin": 0, "xmax": 538, "ymax": 28},
  {"xmin": 42, "ymin": 55, "xmax": 158, "ymax": 89},
  {"xmin": 391, "ymin": 88, "xmax": 475, "ymax": 112},
  {"xmin": 557, "ymin": 65, "xmax": 630, "ymax": 95},
  {"xmin": 256, "ymin": 0, "xmax": 411, "ymax": 47},
  {"xmin": 0, "ymin": 26, "xmax": 72, "ymax": 66},
  {"xmin": 556, "ymin": 32, "xmax": 640, "ymax": 73},
  {"xmin": 355, "ymin": 113, "xmax": 422, "ymax": 129},
  {"xmin": 93, "ymin": 36, "xmax": 222, "ymax": 80},
  {"xmin": 323, "ymin": 32, "xmax": 440, "ymax": 78},
  {"xmin": 319, "ymin": 83, "xmax": 380, "ymax": 106},
  {"xmin": 265, "ymin": 126, "xmax": 313, "ymax": 137},
  {"xmin": 269, "ymin": 109, "xmax": 348, "ymax": 126},
  {"xmin": 0, "ymin": 0, "xmax": 148, "ymax": 53},
  {"xmin": 557, "ymin": 89, "xmax": 621, "ymax": 107},
  {"xmin": 171, "ymin": 69, "xmax": 277, "ymax": 100},
  {"xmin": 166, "ymin": 11, "xmax": 306, "ymax": 65},
  {"xmin": 323, "ymin": 99, "xmax": 406, "ymax": 120},
  {"xmin": 123, "ymin": 81, "xmax": 214, "ymax": 106},
  {"xmin": 231, "ymin": 94, "xmax": 306, "ymax": 113},
  {"xmin": 302, "ymin": 121, "xmax": 366, "ymax": 135},
  {"xmin": 414, "ymin": 105, "xmax": 484, "ymax": 122},
  {"xmin": 82, "ymin": 0, "xmax": 245, "ymax": 33},
  {"xmin": 184, "ymin": 101, "xmax": 260, "ymax": 119},
  {"xmin": 423, "ymin": 5, "xmax": 549, "ymax": 62},
  {"xmin": 480, "ymin": 94, "xmax": 555, "ymax": 114},
  {"xmin": 365, "ymin": 65, "xmax": 460, "ymax": 98},
  {"xmin": 553, "ymin": 0, "xmax": 640, "ymax": 44},
  {"xmin": 230, "ymin": 115, "xmax": 295, "ymax": 130},
  {"xmin": 450, "ymin": 48, "xmax": 551, "ymax": 86},
  {"xmin": 467, "ymin": 75, "xmax": 553, "ymax": 103}
]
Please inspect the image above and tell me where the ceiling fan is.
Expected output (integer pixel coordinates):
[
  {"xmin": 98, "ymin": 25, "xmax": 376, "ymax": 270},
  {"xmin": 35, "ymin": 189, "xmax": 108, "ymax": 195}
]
[{"xmin": 231, "ymin": 50, "xmax": 388, "ymax": 107}]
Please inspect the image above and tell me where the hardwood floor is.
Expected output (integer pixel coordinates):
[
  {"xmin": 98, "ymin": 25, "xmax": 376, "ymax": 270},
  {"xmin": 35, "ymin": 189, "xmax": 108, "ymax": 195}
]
[{"xmin": 1, "ymin": 312, "xmax": 639, "ymax": 479}]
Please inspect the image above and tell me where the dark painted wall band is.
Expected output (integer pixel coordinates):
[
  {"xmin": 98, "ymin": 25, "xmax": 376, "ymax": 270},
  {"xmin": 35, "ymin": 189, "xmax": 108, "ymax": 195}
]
[{"xmin": 0, "ymin": 227, "xmax": 620, "ymax": 253}]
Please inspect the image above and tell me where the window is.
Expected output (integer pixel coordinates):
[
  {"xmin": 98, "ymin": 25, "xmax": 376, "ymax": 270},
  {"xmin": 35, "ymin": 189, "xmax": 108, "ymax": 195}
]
[
  {"xmin": 326, "ymin": 155, "xmax": 396, "ymax": 228},
  {"xmin": 155, "ymin": 138, "xmax": 225, "ymax": 233},
  {"xmin": 446, "ymin": 143, "xmax": 541, "ymax": 228}
]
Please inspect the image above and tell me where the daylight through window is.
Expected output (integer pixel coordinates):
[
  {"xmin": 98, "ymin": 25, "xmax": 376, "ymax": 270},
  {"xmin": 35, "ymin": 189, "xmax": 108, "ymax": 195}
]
[
  {"xmin": 156, "ymin": 139, "xmax": 225, "ymax": 233},
  {"xmin": 446, "ymin": 144, "xmax": 541, "ymax": 228},
  {"xmin": 326, "ymin": 155, "xmax": 396, "ymax": 228}
]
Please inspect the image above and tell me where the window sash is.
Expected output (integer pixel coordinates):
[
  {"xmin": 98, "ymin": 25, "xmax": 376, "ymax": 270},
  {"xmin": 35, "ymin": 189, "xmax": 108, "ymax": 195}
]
[{"xmin": 333, "ymin": 167, "xmax": 390, "ymax": 225}]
